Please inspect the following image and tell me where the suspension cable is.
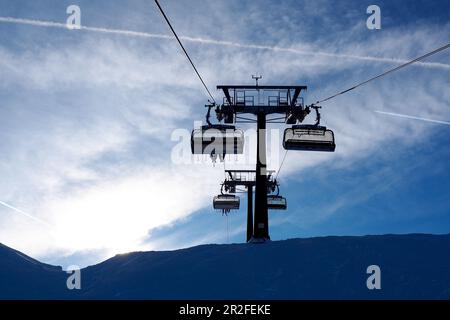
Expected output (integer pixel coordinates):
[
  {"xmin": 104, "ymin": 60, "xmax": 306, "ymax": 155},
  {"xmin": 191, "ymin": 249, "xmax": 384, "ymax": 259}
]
[
  {"xmin": 275, "ymin": 150, "xmax": 289, "ymax": 181},
  {"xmin": 154, "ymin": 0, "xmax": 216, "ymax": 103},
  {"xmin": 314, "ymin": 43, "xmax": 450, "ymax": 105},
  {"xmin": 223, "ymin": 157, "xmax": 227, "ymax": 180}
]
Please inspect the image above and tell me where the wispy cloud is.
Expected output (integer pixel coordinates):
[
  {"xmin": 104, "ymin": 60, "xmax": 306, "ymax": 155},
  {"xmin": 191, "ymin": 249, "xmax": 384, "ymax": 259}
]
[{"xmin": 1, "ymin": 16, "xmax": 449, "ymax": 71}]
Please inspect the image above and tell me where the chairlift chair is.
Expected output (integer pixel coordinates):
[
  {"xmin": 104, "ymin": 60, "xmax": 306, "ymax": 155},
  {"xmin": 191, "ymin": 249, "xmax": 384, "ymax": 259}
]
[
  {"xmin": 191, "ymin": 124, "xmax": 244, "ymax": 156},
  {"xmin": 283, "ymin": 125, "xmax": 336, "ymax": 152},
  {"xmin": 213, "ymin": 194, "xmax": 240, "ymax": 211},
  {"xmin": 267, "ymin": 195, "xmax": 287, "ymax": 210}
]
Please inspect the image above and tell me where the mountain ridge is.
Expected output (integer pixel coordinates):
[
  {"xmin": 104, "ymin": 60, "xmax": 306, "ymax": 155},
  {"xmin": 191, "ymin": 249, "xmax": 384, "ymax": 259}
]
[{"xmin": 1, "ymin": 233, "xmax": 450, "ymax": 299}]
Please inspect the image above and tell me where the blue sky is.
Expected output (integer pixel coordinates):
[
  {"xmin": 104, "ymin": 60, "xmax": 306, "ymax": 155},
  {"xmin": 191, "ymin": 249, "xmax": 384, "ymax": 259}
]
[{"xmin": 0, "ymin": 0, "xmax": 449, "ymax": 268}]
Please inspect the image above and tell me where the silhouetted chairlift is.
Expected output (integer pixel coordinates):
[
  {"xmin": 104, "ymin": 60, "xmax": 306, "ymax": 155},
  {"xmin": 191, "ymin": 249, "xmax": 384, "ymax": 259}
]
[
  {"xmin": 267, "ymin": 195, "xmax": 287, "ymax": 210},
  {"xmin": 191, "ymin": 125, "xmax": 244, "ymax": 158},
  {"xmin": 213, "ymin": 194, "xmax": 240, "ymax": 211},
  {"xmin": 283, "ymin": 125, "xmax": 336, "ymax": 152}
]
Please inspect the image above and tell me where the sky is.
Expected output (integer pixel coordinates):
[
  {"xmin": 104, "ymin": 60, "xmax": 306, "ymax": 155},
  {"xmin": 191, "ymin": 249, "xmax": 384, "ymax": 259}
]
[{"xmin": 0, "ymin": 0, "xmax": 449, "ymax": 268}]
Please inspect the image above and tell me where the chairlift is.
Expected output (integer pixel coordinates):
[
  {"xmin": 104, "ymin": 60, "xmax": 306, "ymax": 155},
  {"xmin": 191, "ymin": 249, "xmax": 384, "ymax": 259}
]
[
  {"xmin": 191, "ymin": 124, "xmax": 244, "ymax": 156},
  {"xmin": 267, "ymin": 195, "xmax": 287, "ymax": 210},
  {"xmin": 283, "ymin": 125, "xmax": 336, "ymax": 152},
  {"xmin": 213, "ymin": 194, "xmax": 240, "ymax": 211}
]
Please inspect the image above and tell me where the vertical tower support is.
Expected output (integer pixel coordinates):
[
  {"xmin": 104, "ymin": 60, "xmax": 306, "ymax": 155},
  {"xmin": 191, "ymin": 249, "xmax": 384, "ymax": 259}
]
[
  {"xmin": 253, "ymin": 113, "xmax": 269, "ymax": 240},
  {"xmin": 246, "ymin": 185, "xmax": 253, "ymax": 242}
]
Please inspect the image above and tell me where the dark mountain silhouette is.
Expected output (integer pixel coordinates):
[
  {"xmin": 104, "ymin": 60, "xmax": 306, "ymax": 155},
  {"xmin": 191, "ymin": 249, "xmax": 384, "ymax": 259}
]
[
  {"xmin": 0, "ymin": 243, "xmax": 67, "ymax": 299},
  {"xmin": 1, "ymin": 234, "xmax": 450, "ymax": 299}
]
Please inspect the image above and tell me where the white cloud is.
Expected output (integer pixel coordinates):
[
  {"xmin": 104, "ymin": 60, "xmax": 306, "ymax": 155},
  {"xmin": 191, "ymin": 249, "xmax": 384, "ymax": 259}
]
[{"xmin": 36, "ymin": 164, "xmax": 222, "ymax": 256}]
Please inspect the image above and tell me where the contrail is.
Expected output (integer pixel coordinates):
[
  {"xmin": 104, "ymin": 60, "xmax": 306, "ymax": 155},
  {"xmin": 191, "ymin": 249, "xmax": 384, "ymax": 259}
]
[
  {"xmin": 375, "ymin": 110, "xmax": 450, "ymax": 126},
  {"xmin": 0, "ymin": 16, "xmax": 172, "ymax": 40},
  {"xmin": 0, "ymin": 200, "xmax": 51, "ymax": 227},
  {"xmin": 1, "ymin": 16, "xmax": 449, "ymax": 70}
]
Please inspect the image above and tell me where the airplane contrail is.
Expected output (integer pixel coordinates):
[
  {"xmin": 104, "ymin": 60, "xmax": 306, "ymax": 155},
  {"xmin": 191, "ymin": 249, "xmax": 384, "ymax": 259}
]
[
  {"xmin": 375, "ymin": 110, "xmax": 450, "ymax": 126},
  {"xmin": 0, "ymin": 200, "xmax": 52, "ymax": 227},
  {"xmin": 1, "ymin": 16, "xmax": 449, "ymax": 70}
]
